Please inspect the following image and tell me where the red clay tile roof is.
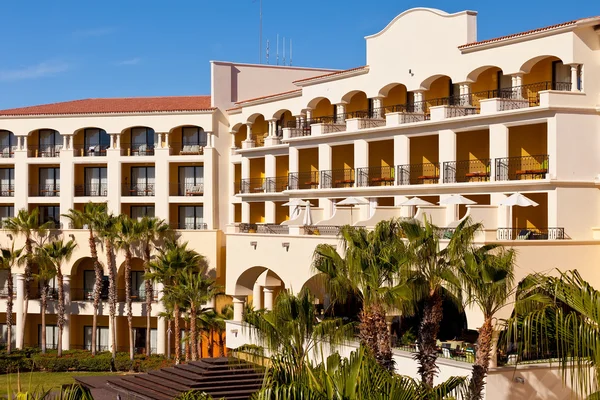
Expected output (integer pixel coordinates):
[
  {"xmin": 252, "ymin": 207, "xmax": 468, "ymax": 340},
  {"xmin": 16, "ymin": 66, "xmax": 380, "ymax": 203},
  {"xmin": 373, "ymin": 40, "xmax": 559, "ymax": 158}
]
[
  {"xmin": 0, "ymin": 96, "xmax": 213, "ymax": 116},
  {"xmin": 235, "ymin": 89, "xmax": 302, "ymax": 105},
  {"xmin": 459, "ymin": 17, "xmax": 599, "ymax": 49},
  {"xmin": 293, "ymin": 66, "xmax": 368, "ymax": 84}
]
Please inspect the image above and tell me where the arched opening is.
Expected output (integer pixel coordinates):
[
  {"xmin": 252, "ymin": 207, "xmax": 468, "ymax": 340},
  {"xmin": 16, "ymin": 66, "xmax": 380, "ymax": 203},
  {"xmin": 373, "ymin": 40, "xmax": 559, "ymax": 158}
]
[
  {"xmin": 73, "ymin": 127, "xmax": 110, "ymax": 157},
  {"xmin": 121, "ymin": 126, "xmax": 155, "ymax": 156},
  {"xmin": 380, "ymin": 83, "xmax": 408, "ymax": 109},
  {"xmin": 467, "ymin": 66, "xmax": 510, "ymax": 107},
  {"xmin": 519, "ymin": 56, "xmax": 573, "ymax": 105},
  {"xmin": 0, "ymin": 130, "xmax": 17, "ymax": 158},
  {"xmin": 249, "ymin": 114, "xmax": 268, "ymax": 147},
  {"xmin": 117, "ymin": 257, "xmax": 150, "ymax": 302},
  {"xmin": 70, "ymin": 257, "xmax": 108, "ymax": 301},
  {"xmin": 234, "ymin": 266, "xmax": 286, "ymax": 311},
  {"xmin": 232, "ymin": 123, "xmax": 246, "ymax": 149},
  {"xmin": 170, "ymin": 125, "xmax": 207, "ymax": 155},
  {"xmin": 309, "ymin": 98, "xmax": 335, "ymax": 121},
  {"xmin": 28, "ymin": 129, "xmax": 61, "ymax": 158},
  {"xmin": 301, "ymin": 274, "xmax": 361, "ymax": 320},
  {"xmin": 273, "ymin": 110, "xmax": 294, "ymax": 136},
  {"xmin": 342, "ymin": 91, "xmax": 369, "ymax": 117}
]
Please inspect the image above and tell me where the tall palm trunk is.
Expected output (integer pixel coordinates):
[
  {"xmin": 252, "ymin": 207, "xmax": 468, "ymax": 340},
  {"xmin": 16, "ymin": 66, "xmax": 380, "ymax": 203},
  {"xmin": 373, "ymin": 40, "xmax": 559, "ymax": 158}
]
[
  {"xmin": 167, "ymin": 318, "xmax": 172, "ymax": 359},
  {"xmin": 105, "ymin": 240, "xmax": 117, "ymax": 360},
  {"xmin": 56, "ymin": 270, "xmax": 65, "ymax": 357},
  {"xmin": 218, "ymin": 332, "xmax": 225, "ymax": 357},
  {"xmin": 358, "ymin": 303, "xmax": 392, "ymax": 370},
  {"xmin": 89, "ymin": 229, "xmax": 101, "ymax": 355},
  {"xmin": 144, "ymin": 245, "xmax": 153, "ymax": 357},
  {"xmin": 20, "ymin": 237, "xmax": 33, "ymax": 349},
  {"xmin": 208, "ymin": 329, "xmax": 215, "ymax": 358},
  {"xmin": 467, "ymin": 317, "xmax": 493, "ymax": 400},
  {"xmin": 417, "ymin": 291, "xmax": 443, "ymax": 388},
  {"xmin": 185, "ymin": 319, "xmax": 190, "ymax": 362},
  {"xmin": 190, "ymin": 305, "xmax": 197, "ymax": 361},
  {"xmin": 40, "ymin": 279, "xmax": 49, "ymax": 354},
  {"xmin": 125, "ymin": 249, "xmax": 134, "ymax": 361},
  {"xmin": 174, "ymin": 304, "xmax": 181, "ymax": 364},
  {"xmin": 6, "ymin": 267, "xmax": 13, "ymax": 354}
]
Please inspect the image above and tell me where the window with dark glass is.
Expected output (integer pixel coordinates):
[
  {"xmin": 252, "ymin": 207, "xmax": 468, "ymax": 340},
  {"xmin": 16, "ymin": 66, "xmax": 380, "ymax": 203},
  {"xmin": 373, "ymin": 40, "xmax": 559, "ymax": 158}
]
[
  {"xmin": 84, "ymin": 270, "xmax": 108, "ymax": 300},
  {"xmin": 84, "ymin": 326, "xmax": 109, "ymax": 351},
  {"xmin": 0, "ymin": 131, "xmax": 16, "ymax": 158},
  {"xmin": 0, "ymin": 168, "xmax": 14, "ymax": 196},
  {"xmin": 39, "ymin": 206, "xmax": 60, "ymax": 227},
  {"xmin": 83, "ymin": 167, "xmax": 107, "ymax": 196},
  {"xmin": 39, "ymin": 130, "xmax": 61, "ymax": 156},
  {"xmin": 130, "ymin": 167, "xmax": 155, "ymax": 195},
  {"xmin": 131, "ymin": 206, "xmax": 155, "ymax": 220},
  {"xmin": 178, "ymin": 166, "xmax": 204, "ymax": 195},
  {"xmin": 178, "ymin": 206, "xmax": 204, "ymax": 229},
  {"xmin": 39, "ymin": 168, "xmax": 60, "ymax": 196},
  {"xmin": 38, "ymin": 324, "xmax": 59, "ymax": 349},
  {"xmin": 84, "ymin": 129, "xmax": 110, "ymax": 156},
  {"xmin": 131, "ymin": 127, "xmax": 154, "ymax": 155}
]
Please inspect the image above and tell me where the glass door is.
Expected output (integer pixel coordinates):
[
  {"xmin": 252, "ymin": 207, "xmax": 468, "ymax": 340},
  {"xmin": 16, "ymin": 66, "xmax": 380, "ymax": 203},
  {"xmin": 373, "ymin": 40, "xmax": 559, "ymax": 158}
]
[
  {"xmin": 131, "ymin": 128, "xmax": 155, "ymax": 155},
  {"xmin": 38, "ymin": 325, "xmax": 59, "ymax": 349},
  {"xmin": 84, "ymin": 167, "xmax": 107, "ymax": 196},
  {"xmin": 84, "ymin": 326, "xmax": 109, "ymax": 351},
  {"xmin": 131, "ymin": 167, "xmax": 155, "ymax": 196},
  {"xmin": 0, "ymin": 168, "xmax": 14, "ymax": 196},
  {"xmin": 39, "ymin": 168, "xmax": 60, "ymax": 197},
  {"xmin": 84, "ymin": 129, "xmax": 110, "ymax": 156},
  {"xmin": 39, "ymin": 130, "xmax": 61, "ymax": 157},
  {"xmin": 178, "ymin": 166, "xmax": 204, "ymax": 195},
  {"xmin": 0, "ymin": 131, "xmax": 15, "ymax": 158},
  {"xmin": 178, "ymin": 206, "xmax": 204, "ymax": 230},
  {"xmin": 130, "ymin": 206, "xmax": 155, "ymax": 220}
]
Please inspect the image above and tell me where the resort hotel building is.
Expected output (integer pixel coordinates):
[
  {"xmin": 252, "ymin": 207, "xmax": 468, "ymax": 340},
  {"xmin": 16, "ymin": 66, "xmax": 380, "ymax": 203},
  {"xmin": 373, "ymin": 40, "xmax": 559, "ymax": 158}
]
[{"xmin": 0, "ymin": 6, "xmax": 599, "ymax": 393}]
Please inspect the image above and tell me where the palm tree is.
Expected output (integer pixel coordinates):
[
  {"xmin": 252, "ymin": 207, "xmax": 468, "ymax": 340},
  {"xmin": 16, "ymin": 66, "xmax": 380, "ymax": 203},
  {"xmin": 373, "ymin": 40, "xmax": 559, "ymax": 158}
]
[
  {"xmin": 37, "ymin": 239, "xmax": 76, "ymax": 357},
  {"xmin": 399, "ymin": 217, "xmax": 480, "ymax": 388},
  {"xmin": 96, "ymin": 212, "xmax": 119, "ymax": 360},
  {"xmin": 34, "ymin": 246, "xmax": 58, "ymax": 354},
  {"xmin": 0, "ymin": 246, "xmax": 22, "ymax": 354},
  {"xmin": 136, "ymin": 216, "xmax": 170, "ymax": 356},
  {"xmin": 115, "ymin": 215, "xmax": 142, "ymax": 361},
  {"xmin": 4, "ymin": 208, "xmax": 52, "ymax": 349},
  {"xmin": 148, "ymin": 240, "xmax": 204, "ymax": 364},
  {"xmin": 460, "ymin": 247, "xmax": 515, "ymax": 400},
  {"xmin": 312, "ymin": 220, "xmax": 410, "ymax": 370},
  {"xmin": 513, "ymin": 269, "xmax": 600, "ymax": 399},
  {"xmin": 213, "ymin": 304, "xmax": 233, "ymax": 357},
  {"xmin": 63, "ymin": 202, "xmax": 106, "ymax": 355}
]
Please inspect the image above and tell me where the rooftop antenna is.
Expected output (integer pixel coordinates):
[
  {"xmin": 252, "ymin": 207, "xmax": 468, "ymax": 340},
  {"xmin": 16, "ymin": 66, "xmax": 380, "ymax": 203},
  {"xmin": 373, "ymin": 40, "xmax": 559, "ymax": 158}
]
[
  {"xmin": 290, "ymin": 39, "xmax": 292, "ymax": 66},
  {"xmin": 276, "ymin": 34, "xmax": 279, "ymax": 65},
  {"xmin": 266, "ymin": 39, "xmax": 270, "ymax": 64},
  {"xmin": 283, "ymin": 36, "xmax": 286, "ymax": 66},
  {"xmin": 259, "ymin": 0, "xmax": 263, "ymax": 63}
]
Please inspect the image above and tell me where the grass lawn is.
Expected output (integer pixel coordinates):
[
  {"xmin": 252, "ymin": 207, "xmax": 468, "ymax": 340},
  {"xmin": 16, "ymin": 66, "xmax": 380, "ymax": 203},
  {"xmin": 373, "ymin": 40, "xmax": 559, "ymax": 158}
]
[{"xmin": 0, "ymin": 371, "xmax": 125, "ymax": 393}]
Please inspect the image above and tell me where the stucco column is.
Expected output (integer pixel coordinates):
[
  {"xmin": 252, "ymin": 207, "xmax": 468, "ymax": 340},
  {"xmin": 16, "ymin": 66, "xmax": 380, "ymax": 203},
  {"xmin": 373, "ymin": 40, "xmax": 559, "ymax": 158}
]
[
  {"xmin": 460, "ymin": 83, "xmax": 471, "ymax": 106},
  {"xmin": 335, "ymin": 103, "xmax": 346, "ymax": 123},
  {"xmin": 13, "ymin": 143, "xmax": 28, "ymax": 212},
  {"xmin": 154, "ymin": 145, "xmax": 170, "ymax": 224},
  {"xmin": 265, "ymin": 201, "xmax": 276, "ymax": 224},
  {"xmin": 489, "ymin": 124, "xmax": 509, "ymax": 182},
  {"xmin": 164, "ymin": 132, "xmax": 170, "ymax": 148},
  {"xmin": 62, "ymin": 134, "xmax": 68, "ymax": 150},
  {"xmin": 305, "ymin": 108, "xmax": 313, "ymax": 122},
  {"xmin": 115, "ymin": 133, "xmax": 121, "ymax": 149},
  {"xmin": 157, "ymin": 316, "xmax": 166, "ymax": 355},
  {"xmin": 16, "ymin": 136, "xmax": 22, "ymax": 151},
  {"xmin": 295, "ymin": 116, "xmax": 302, "ymax": 129},
  {"xmin": 489, "ymin": 330, "xmax": 500, "ymax": 368},
  {"xmin": 354, "ymin": 139, "xmax": 368, "ymax": 170},
  {"xmin": 205, "ymin": 132, "xmax": 213, "ymax": 148},
  {"xmin": 157, "ymin": 133, "xmax": 164, "ymax": 148},
  {"xmin": 230, "ymin": 130, "xmax": 237, "ymax": 148},
  {"xmin": 289, "ymin": 147, "xmax": 299, "ymax": 174},
  {"xmin": 59, "ymin": 149, "xmax": 75, "ymax": 227},
  {"xmin": 202, "ymin": 147, "xmax": 215, "ymax": 229},
  {"xmin": 22, "ymin": 136, "xmax": 28, "ymax": 151},
  {"xmin": 62, "ymin": 275, "xmax": 71, "ymax": 351},
  {"xmin": 245, "ymin": 123, "xmax": 253, "ymax": 141},
  {"xmin": 439, "ymin": 129, "xmax": 456, "ymax": 184},
  {"xmin": 109, "ymin": 134, "xmax": 115, "ymax": 149},
  {"xmin": 394, "ymin": 135, "xmax": 409, "ymax": 185},
  {"xmin": 318, "ymin": 143, "xmax": 331, "ymax": 172},
  {"xmin": 263, "ymin": 288, "xmax": 275, "ymax": 311},
  {"xmin": 106, "ymin": 149, "xmax": 122, "ymax": 215},
  {"xmin": 265, "ymin": 154, "xmax": 276, "ymax": 180},
  {"xmin": 569, "ymin": 64, "xmax": 579, "ymax": 92},
  {"xmin": 232, "ymin": 296, "xmax": 245, "ymax": 322},
  {"xmin": 15, "ymin": 273, "xmax": 24, "ymax": 349},
  {"xmin": 252, "ymin": 283, "xmax": 262, "ymax": 309},
  {"xmin": 511, "ymin": 74, "xmax": 523, "ymax": 98},
  {"xmin": 241, "ymin": 202, "xmax": 250, "ymax": 223}
]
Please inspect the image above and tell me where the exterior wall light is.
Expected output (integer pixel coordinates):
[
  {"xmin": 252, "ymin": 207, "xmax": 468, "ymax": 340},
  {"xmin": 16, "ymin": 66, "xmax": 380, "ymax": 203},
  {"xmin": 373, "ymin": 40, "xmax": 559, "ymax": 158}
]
[
  {"xmin": 282, "ymin": 242, "xmax": 290, "ymax": 251},
  {"xmin": 250, "ymin": 241, "xmax": 257, "ymax": 249}
]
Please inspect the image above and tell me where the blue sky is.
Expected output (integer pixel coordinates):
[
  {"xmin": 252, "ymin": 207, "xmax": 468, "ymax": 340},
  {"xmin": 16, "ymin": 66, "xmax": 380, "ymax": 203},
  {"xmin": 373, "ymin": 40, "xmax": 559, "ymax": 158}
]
[{"xmin": 0, "ymin": 0, "xmax": 597, "ymax": 109}]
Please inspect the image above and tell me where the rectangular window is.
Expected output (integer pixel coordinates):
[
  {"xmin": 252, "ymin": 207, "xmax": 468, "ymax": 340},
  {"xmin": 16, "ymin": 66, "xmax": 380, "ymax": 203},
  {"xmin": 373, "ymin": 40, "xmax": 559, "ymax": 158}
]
[
  {"xmin": 130, "ymin": 167, "xmax": 155, "ymax": 195},
  {"xmin": 84, "ymin": 167, "xmax": 108, "ymax": 196},
  {"xmin": 39, "ymin": 130, "xmax": 61, "ymax": 156},
  {"xmin": 131, "ymin": 271, "xmax": 145, "ymax": 298},
  {"xmin": 0, "ymin": 324, "xmax": 16, "ymax": 348},
  {"xmin": 0, "ymin": 206, "xmax": 13, "ymax": 226},
  {"xmin": 84, "ymin": 326, "xmax": 109, "ymax": 352},
  {"xmin": 38, "ymin": 324, "xmax": 59, "ymax": 350},
  {"xmin": 552, "ymin": 60, "xmax": 571, "ymax": 90},
  {"xmin": 83, "ymin": 270, "xmax": 109, "ymax": 300},
  {"xmin": 39, "ymin": 167, "xmax": 60, "ymax": 197},
  {"xmin": 131, "ymin": 127, "xmax": 155, "ymax": 155},
  {"xmin": 39, "ymin": 206, "xmax": 60, "ymax": 227},
  {"xmin": 130, "ymin": 206, "xmax": 155, "ymax": 220},
  {"xmin": 132, "ymin": 327, "xmax": 157, "ymax": 354},
  {"xmin": 182, "ymin": 127, "xmax": 206, "ymax": 146},
  {"xmin": 84, "ymin": 129, "xmax": 110, "ymax": 156},
  {"xmin": 0, "ymin": 131, "xmax": 16, "ymax": 158},
  {"xmin": 178, "ymin": 206, "xmax": 204, "ymax": 230},
  {"xmin": 0, "ymin": 168, "xmax": 14, "ymax": 196},
  {"xmin": 178, "ymin": 166, "xmax": 204, "ymax": 196}
]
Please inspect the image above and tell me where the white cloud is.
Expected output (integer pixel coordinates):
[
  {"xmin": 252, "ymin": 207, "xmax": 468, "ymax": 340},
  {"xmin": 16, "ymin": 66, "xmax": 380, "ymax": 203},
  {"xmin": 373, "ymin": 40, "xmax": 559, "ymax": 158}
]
[
  {"xmin": 0, "ymin": 61, "xmax": 70, "ymax": 82},
  {"xmin": 73, "ymin": 27, "xmax": 116, "ymax": 37},
  {"xmin": 115, "ymin": 57, "xmax": 141, "ymax": 66}
]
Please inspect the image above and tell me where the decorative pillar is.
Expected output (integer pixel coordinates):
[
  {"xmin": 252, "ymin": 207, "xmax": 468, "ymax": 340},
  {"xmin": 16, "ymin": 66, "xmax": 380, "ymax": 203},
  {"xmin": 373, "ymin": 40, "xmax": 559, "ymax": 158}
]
[
  {"xmin": 15, "ymin": 273, "xmax": 24, "ymax": 349},
  {"xmin": 206, "ymin": 132, "xmax": 213, "ymax": 148},
  {"xmin": 263, "ymin": 288, "xmax": 274, "ymax": 311},
  {"xmin": 305, "ymin": 108, "xmax": 313, "ymax": 121},
  {"xmin": 253, "ymin": 283, "xmax": 262, "ymax": 309},
  {"xmin": 116, "ymin": 134, "xmax": 121, "ymax": 149},
  {"xmin": 157, "ymin": 316, "xmax": 166, "ymax": 355},
  {"xmin": 295, "ymin": 116, "xmax": 302, "ymax": 129},
  {"xmin": 570, "ymin": 64, "xmax": 579, "ymax": 92},
  {"xmin": 62, "ymin": 135, "xmax": 68, "ymax": 150},
  {"xmin": 164, "ymin": 132, "xmax": 170, "ymax": 148},
  {"xmin": 246, "ymin": 123, "xmax": 253, "ymax": 141},
  {"xmin": 22, "ymin": 136, "xmax": 28, "ymax": 150},
  {"xmin": 232, "ymin": 296, "xmax": 245, "ymax": 322},
  {"xmin": 335, "ymin": 103, "xmax": 346, "ymax": 123},
  {"xmin": 461, "ymin": 83, "xmax": 471, "ymax": 106},
  {"xmin": 62, "ymin": 275, "xmax": 71, "ymax": 351},
  {"xmin": 16, "ymin": 136, "xmax": 22, "ymax": 151},
  {"xmin": 230, "ymin": 131, "xmax": 237, "ymax": 148},
  {"xmin": 109, "ymin": 134, "xmax": 115, "ymax": 149},
  {"xmin": 158, "ymin": 133, "xmax": 164, "ymax": 148},
  {"xmin": 511, "ymin": 74, "xmax": 523, "ymax": 98}
]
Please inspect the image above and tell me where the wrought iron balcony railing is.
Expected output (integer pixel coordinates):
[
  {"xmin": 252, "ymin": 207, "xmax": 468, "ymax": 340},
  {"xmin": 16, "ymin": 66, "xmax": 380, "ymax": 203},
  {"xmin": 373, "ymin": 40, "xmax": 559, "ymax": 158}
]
[
  {"xmin": 122, "ymin": 183, "xmax": 155, "ymax": 196},
  {"xmin": 496, "ymin": 227, "xmax": 565, "ymax": 240},
  {"xmin": 356, "ymin": 166, "xmax": 395, "ymax": 187},
  {"xmin": 443, "ymin": 159, "xmax": 491, "ymax": 183},
  {"xmin": 0, "ymin": 145, "xmax": 16, "ymax": 158},
  {"xmin": 320, "ymin": 169, "xmax": 355, "ymax": 189},
  {"xmin": 0, "ymin": 184, "xmax": 14, "ymax": 197},
  {"xmin": 288, "ymin": 171, "xmax": 319, "ymax": 190},
  {"xmin": 171, "ymin": 182, "xmax": 204, "ymax": 196},
  {"xmin": 397, "ymin": 163, "xmax": 440, "ymax": 185},
  {"xmin": 30, "ymin": 184, "xmax": 60, "ymax": 197},
  {"xmin": 75, "ymin": 183, "xmax": 108, "ymax": 197},
  {"xmin": 285, "ymin": 120, "xmax": 311, "ymax": 137},
  {"xmin": 171, "ymin": 222, "xmax": 208, "ymax": 230},
  {"xmin": 123, "ymin": 143, "xmax": 155, "ymax": 156},
  {"xmin": 28, "ymin": 145, "xmax": 62, "ymax": 158},
  {"xmin": 495, "ymin": 155, "xmax": 549, "ymax": 181},
  {"xmin": 171, "ymin": 141, "xmax": 207, "ymax": 155},
  {"xmin": 73, "ymin": 144, "xmax": 109, "ymax": 157},
  {"xmin": 239, "ymin": 223, "xmax": 290, "ymax": 234},
  {"xmin": 303, "ymin": 225, "xmax": 342, "ymax": 236}
]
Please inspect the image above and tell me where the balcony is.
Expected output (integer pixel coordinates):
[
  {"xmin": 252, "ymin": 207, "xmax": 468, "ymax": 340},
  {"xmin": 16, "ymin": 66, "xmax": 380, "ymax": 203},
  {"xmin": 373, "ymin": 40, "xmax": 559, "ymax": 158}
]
[
  {"xmin": 345, "ymin": 110, "xmax": 386, "ymax": 130},
  {"xmin": 285, "ymin": 120, "xmax": 311, "ymax": 138},
  {"xmin": 0, "ymin": 145, "xmax": 15, "ymax": 158},
  {"xmin": 495, "ymin": 155, "xmax": 549, "ymax": 181},
  {"xmin": 443, "ymin": 160, "xmax": 491, "ymax": 183},
  {"xmin": 122, "ymin": 143, "xmax": 155, "ymax": 156},
  {"xmin": 320, "ymin": 169, "xmax": 355, "ymax": 189},
  {"xmin": 117, "ymin": 289, "xmax": 159, "ymax": 302},
  {"xmin": 0, "ymin": 183, "xmax": 14, "ymax": 197},
  {"xmin": 356, "ymin": 166, "xmax": 395, "ymax": 187},
  {"xmin": 75, "ymin": 183, "xmax": 108, "ymax": 197},
  {"xmin": 239, "ymin": 177, "xmax": 288, "ymax": 194},
  {"xmin": 288, "ymin": 171, "xmax": 319, "ymax": 190},
  {"xmin": 171, "ymin": 182, "xmax": 204, "ymax": 196},
  {"xmin": 28, "ymin": 145, "xmax": 62, "ymax": 158},
  {"xmin": 308, "ymin": 116, "xmax": 345, "ymax": 134},
  {"xmin": 171, "ymin": 141, "xmax": 206, "ymax": 156},
  {"xmin": 122, "ymin": 183, "xmax": 155, "ymax": 196},
  {"xmin": 73, "ymin": 144, "xmax": 108, "ymax": 157},
  {"xmin": 496, "ymin": 227, "xmax": 565, "ymax": 240},
  {"xmin": 397, "ymin": 163, "xmax": 440, "ymax": 185},
  {"xmin": 239, "ymin": 223, "xmax": 290, "ymax": 234},
  {"xmin": 30, "ymin": 184, "xmax": 60, "ymax": 197},
  {"xmin": 171, "ymin": 222, "xmax": 208, "ymax": 230}
]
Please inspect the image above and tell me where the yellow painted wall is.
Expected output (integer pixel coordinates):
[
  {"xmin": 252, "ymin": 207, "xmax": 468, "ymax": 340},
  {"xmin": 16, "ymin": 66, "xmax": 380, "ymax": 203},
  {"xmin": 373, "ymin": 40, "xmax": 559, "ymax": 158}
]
[
  {"xmin": 332, "ymin": 144, "xmax": 354, "ymax": 170},
  {"xmin": 523, "ymin": 58, "xmax": 556, "ymax": 85},
  {"xmin": 234, "ymin": 164, "xmax": 241, "ymax": 189},
  {"xmin": 250, "ymin": 158, "xmax": 265, "ymax": 180},
  {"xmin": 410, "ymin": 135, "xmax": 439, "ymax": 164},
  {"xmin": 25, "ymin": 314, "xmax": 58, "ymax": 347},
  {"xmin": 280, "ymin": 111, "xmax": 294, "ymax": 127},
  {"xmin": 70, "ymin": 315, "xmax": 109, "ymax": 349},
  {"xmin": 276, "ymin": 156, "xmax": 289, "ymax": 177},
  {"xmin": 249, "ymin": 202, "xmax": 265, "ymax": 223},
  {"xmin": 234, "ymin": 203, "xmax": 241, "ymax": 222},
  {"xmin": 456, "ymin": 130, "xmax": 489, "ymax": 161},
  {"xmin": 346, "ymin": 92, "xmax": 368, "ymax": 113},
  {"xmin": 377, "ymin": 197, "xmax": 395, "ymax": 206},
  {"xmin": 313, "ymin": 99, "xmax": 334, "ymax": 118},
  {"xmin": 513, "ymin": 192, "xmax": 548, "ymax": 229},
  {"xmin": 369, "ymin": 140, "xmax": 394, "ymax": 167},
  {"xmin": 472, "ymin": 68, "xmax": 500, "ymax": 93},
  {"xmin": 299, "ymin": 148, "xmax": 318, "ymax": 172},
  {"xmin": 383, "ymin": 85, "xmax": 407, "ymax": 107},
  {"xmin": 509, "ymin": 123, "xmax": 547, "ymax": 157},
  {"xmin": 235, "ymin": 125, "xmax": 247, "ymax": 148},
  {"xmin": 425, "ymin": 76, "xmax": 450, "ymax": 101},
  {"xmin": 275, "ymin": 201, "xmax": 289, "ymax": 223},
  {"xmin": 73, "ymin": 131, "xmax": 85, "ymax": 147}
]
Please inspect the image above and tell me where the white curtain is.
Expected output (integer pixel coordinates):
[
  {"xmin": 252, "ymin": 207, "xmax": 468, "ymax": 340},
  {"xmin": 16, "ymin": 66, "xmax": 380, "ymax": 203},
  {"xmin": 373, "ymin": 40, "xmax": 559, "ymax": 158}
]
[
  {"xmin": 85, "ymin": 326, "xmax": 109, "ymax": 351},
  {"xmin": 85, "ymin": 167, "xmax": 107, "ymax": 195},
  {"xmin": 132, "ymin": 167, "xmax": 154, "ymax": 194},
  {"xmin": 150, "ymin": 329, "xmax": 157, "ymax": 354},
  {"xmin": 40, "ymin": 168, "xmax": 59, "ymax": 195},
  {"xmin": 0, "ymin": 169, "xmax": 13, "ymax": 195}
]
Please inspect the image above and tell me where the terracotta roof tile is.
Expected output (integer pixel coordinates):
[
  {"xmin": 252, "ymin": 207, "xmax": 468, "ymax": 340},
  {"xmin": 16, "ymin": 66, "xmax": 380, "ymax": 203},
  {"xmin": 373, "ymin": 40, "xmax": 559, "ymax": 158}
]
[
  {"xmin": 459, "ymin": 17, "xmax": 598, "ymax": 49},
  {"xmin": 293, "ymin": 66, "xmax": 368, "ymax": 84},
  {"xmin": 235, "ymin": 89, "xmax": 302, "ymax": 105},
  {"xmin": 0, "ymin": 96, "xmax": 213, "ymax": 116}
]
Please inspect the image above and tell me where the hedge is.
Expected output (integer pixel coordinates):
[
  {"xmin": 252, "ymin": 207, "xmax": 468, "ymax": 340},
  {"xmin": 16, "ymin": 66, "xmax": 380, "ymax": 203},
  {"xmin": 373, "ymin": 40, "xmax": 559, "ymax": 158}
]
[{"xmin": 0, "ymin": 349, "xmax": 174, "ymax": 374}]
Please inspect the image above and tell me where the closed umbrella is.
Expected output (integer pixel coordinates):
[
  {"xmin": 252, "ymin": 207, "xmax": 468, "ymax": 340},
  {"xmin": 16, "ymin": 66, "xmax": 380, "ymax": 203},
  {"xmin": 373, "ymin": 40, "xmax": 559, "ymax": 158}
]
[
  {"xmin": 282, "ymin": 199, "xmax": 310, "ymax": 219},
  {"xmin": 336, "ymin": 197, "xmax": 369, "ymax": 225},
  {"xmin": 303, "ymin": 201, "xmax": 313, "ymax": 226}
]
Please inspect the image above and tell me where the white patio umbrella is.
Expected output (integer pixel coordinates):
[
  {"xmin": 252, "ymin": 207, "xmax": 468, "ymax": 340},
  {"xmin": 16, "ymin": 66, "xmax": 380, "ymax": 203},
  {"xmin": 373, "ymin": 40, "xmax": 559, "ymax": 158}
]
[
  {"xmin": 438, "ymin": 194, "xmax": 477, "ymax": 205},
  {"xmin": 302, "ymin": 201, "xmax": 313, "ymax": 226},
  {"xmin": 336, "ymin": 197, "xmax": 369, "ymax": 225},
  {"xmin": 400, "ymin": 197, "xmax": 434, "ymax": 206},
  {"xmin": 498, "ymin": 193, "xmax": 539, "ymax": 236},
  {"xmin": 282, "ymin": 199, "xmax": 310, "ymax": 219}
]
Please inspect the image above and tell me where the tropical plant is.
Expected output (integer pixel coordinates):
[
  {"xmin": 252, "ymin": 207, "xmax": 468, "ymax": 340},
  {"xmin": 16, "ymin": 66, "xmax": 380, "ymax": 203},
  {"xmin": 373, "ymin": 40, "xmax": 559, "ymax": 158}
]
[
  {"xmin": 174, "ymin": 391, "xmax": 216, "ymax": 400},
  {"xmin": 213, "ymin": 304, "xmax": 233, "ymax": 357},
  {"xmin": 63, "ymin": 202, "xmax": 106, "ymax": 355},
  {"xmin": 244, "ymin": 290, "xmax": 353, "ymax": 370},
  {"xmin": 512, "ymin": 269, "xmax": 600, "ymax": 399},
  {"xmin": 115, "ymin": 215, "xmax": 142, "ymax": 361},
  {"xmin": 0, "ymin": 246, "xmax": 22, "ymax": 354},
  {"xmin": 399, "ymin": 217, "xmax": 480, "ymax": 387},
  {"xmin": 4, "ymin": 208, "xmax": 52, "ymax": 349},
  {"xmin": 459, "ymin": 247, "xmax": 515, "ymax": 400},
  {"xmin": 312, "ymin": 220, "xmax": 411, "ymax": 370},
  {"xmin": 136, "ymin": 216, "xmax": 170, "ymax": 356}
]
